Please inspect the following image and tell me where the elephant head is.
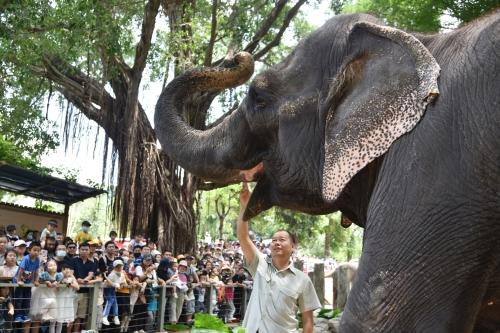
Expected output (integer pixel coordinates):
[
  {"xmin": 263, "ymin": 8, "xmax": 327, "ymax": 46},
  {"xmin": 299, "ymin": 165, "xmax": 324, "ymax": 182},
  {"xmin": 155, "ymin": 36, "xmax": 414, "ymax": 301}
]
[{"xmin": 154, "ymin": 13, "xmax": 439, "ymax": 221}]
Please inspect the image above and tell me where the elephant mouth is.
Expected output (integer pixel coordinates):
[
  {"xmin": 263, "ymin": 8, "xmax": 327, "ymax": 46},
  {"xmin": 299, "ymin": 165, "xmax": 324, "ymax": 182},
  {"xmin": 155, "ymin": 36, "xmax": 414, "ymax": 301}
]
[{"xmin": 238, "ymin": 162, "xmax": 265, "ymax": 182}]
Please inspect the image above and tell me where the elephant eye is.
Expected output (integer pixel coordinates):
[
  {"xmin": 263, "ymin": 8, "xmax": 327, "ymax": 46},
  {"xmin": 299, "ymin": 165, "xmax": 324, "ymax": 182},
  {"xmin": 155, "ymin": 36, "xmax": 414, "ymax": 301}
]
[{"xmin": 255, "ymin": 96, "xmax": 267, "ymax": 109}]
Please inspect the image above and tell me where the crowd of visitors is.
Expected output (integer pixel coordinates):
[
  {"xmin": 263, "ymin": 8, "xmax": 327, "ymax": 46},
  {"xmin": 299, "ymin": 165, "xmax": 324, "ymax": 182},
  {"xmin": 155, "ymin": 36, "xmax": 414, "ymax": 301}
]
[{"xmin": 0, "ymin": 220, "xmax": 257, "ymax": 333}]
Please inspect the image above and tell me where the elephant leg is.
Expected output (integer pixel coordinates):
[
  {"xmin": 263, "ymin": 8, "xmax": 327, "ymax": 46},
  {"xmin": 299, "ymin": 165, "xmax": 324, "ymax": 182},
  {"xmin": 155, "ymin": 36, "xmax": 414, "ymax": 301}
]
[{"xmin": 340, "ymin": 207, "xmax": 500, "ymax": 332}]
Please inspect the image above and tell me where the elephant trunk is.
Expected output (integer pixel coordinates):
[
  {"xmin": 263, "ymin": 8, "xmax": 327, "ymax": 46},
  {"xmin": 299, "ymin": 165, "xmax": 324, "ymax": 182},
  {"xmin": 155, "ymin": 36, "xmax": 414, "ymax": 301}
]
[{"xmin": 154, "ymin": 52, "xmax": 261, "ymax": 183}]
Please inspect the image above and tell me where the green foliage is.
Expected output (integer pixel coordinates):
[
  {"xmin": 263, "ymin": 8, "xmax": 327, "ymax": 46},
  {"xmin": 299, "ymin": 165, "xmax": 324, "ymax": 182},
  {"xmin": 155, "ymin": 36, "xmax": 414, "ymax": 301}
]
[
  {"xmin": 334, "ymin": 0, "xmax": 499, "ymax": 32},
  {"xmin": 193, "ymin": 313, "xmax": 230, "ymax": 332},
  {"xmin": 197, "ymin": 186, "xmax": 362, "ymax": 260}
]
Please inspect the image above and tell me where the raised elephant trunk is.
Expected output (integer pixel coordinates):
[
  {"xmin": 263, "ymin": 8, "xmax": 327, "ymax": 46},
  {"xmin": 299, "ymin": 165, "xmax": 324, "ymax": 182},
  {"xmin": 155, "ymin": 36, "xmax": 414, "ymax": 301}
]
[{"xmin": 154, "ymin": 52, "xmax": 262, "ymax": 183}]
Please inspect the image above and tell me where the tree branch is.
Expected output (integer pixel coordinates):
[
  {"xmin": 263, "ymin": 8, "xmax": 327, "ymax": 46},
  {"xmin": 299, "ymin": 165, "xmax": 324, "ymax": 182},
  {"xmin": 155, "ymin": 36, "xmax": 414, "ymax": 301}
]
[
  {"xmin": 31, "ymin": 56, "xmax": 115, "ymax": 128},
  {"xmin": 243, "ymin": 0, "xmax": 289, "ymax": 54},
  {"xmin": 204, "ymin": 0, "xmax": 218, "ymax": 66},
  {"xmin": 132, "ymin": 0, "xmax": 161, "ymax": 78},
  {"xmin": 253, "ymin": 0, "xmax": 307, "ymax": 61}
]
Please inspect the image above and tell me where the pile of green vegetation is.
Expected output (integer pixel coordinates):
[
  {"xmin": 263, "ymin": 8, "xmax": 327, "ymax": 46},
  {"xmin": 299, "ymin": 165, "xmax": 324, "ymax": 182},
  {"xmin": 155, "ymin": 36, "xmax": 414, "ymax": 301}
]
[
  {"xmin": 164, "ymin": 323, "xmax": 190, "ymax": 331},
  {"xmin": 317, "ymin": 308, "xmax": 342, "ymax": 320}
]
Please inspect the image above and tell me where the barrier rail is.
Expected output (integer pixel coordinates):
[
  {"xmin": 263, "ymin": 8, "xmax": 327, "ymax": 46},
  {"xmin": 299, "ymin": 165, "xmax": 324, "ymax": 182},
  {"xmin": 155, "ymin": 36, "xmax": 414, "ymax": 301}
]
[{"xmin": 0, "ymin": 282, "xmax": 251, "ymax": 332}]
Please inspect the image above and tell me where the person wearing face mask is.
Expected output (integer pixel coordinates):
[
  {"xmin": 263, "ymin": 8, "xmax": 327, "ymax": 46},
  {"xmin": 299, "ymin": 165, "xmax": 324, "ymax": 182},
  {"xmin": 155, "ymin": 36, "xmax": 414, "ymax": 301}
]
[
  {"xmin": 74, "ymin": 221, "xmax": 94, "ymax": 245},
  {"xmin": 53, "ymin": 244, "xmax": 74, "ymax": 272}
]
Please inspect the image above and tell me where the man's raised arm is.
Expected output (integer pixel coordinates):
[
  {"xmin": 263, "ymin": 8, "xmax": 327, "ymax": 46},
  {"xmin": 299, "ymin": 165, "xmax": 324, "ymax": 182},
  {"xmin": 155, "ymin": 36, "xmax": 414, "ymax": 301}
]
[{"xmin": 237, "ymin": 183, "xmax": 258, "ymax": 265}]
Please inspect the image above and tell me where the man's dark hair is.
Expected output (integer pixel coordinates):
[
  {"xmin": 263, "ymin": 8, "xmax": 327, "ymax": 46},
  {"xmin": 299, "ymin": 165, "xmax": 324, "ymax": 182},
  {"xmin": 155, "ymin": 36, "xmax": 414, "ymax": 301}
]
[
  {"xmin": 275, "ymin": 229, "xmax": 298, "ymax": 246},
  {"xmin": 46, "ymin": 236, "xmax": 56, "ymax": 243},
  {"xmin": 133, "ymin": 245, "xmax": 143, "ymax": 251},
  {"xmin": 61, "ymin": 263, "xmax": 74, "ymax": 270},
  {"xmin": 29, "ymin": 241, "xmax": 41, "ymax": 249},
  {"xmin": 104, "ymin": 240, "xmax": 115, "ymax": 249},
  {"xmin": 79, "ymin": 242, "xmax": 90, "ymax": 249},
  {"xmin": 109, "ymin": 230, "xmax": 117, "ymax": 237}
]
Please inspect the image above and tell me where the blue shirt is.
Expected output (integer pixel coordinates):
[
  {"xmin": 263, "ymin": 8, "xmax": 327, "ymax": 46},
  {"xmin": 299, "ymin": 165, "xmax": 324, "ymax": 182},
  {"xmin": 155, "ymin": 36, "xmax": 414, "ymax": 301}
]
[{"xmin": 13, "ymin": 255, "xmax": 40, "ymax": 283}]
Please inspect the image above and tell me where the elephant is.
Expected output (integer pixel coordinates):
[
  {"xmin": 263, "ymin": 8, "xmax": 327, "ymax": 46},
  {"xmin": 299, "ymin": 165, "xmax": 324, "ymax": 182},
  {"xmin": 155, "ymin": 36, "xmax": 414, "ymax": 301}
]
[
  {"xmin": 155, "ymin": 11, "xmax": 500, "ymax": 332},
  {"xmin": 332, "ymin": 260, "xmax": 359, "ymax": 311}
]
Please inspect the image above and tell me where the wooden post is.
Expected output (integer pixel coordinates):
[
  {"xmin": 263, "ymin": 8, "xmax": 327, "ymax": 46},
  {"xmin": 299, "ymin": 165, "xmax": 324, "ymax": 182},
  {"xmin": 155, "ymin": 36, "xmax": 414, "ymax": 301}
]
[
  {"xmin": 89, "ymin": 282, "xmax": 101, "ymax": 331},
  {"xmin": 62, "ymin": 204, "xmax": 69, "ymax": 236}
]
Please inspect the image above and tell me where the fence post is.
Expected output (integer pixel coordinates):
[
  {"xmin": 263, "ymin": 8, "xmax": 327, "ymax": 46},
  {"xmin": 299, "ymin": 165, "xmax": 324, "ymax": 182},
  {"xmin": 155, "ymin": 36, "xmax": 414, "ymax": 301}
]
[
  {"xmin": 206, "ymin": 285, "xmax": 214, "ymax": 314},
  {"xmin": 240, "ymin": 286, "xmax": 247, "ymax": 319},
  {"xmin": 89, "ymin": 283, "xmax": 100, "ymax": 331},
  {"xmin": 158, "ymin": 285, "xmax": 167, "ymax": 332},
  {"xmin": 312, "ymin": 263, "xmax": 325, "ymax": 306}
]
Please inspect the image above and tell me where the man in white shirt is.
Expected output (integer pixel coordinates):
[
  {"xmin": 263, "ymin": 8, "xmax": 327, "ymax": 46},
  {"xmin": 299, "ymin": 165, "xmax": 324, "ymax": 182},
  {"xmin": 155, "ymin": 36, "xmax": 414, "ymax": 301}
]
[{"xmin": 237, "ymin": 184, "xmax": 321, "ymax": 333}]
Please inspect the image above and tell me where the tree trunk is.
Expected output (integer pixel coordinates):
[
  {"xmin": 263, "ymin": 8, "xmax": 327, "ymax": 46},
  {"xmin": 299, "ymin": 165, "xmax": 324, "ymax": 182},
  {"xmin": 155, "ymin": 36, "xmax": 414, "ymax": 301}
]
[
  {"xmin": 324, "ymin": 217, "xmax": 334, "ymax": 258},
  {"xmin": 218, "ymin": 217, "xmax": 224, "ymax": 241}
]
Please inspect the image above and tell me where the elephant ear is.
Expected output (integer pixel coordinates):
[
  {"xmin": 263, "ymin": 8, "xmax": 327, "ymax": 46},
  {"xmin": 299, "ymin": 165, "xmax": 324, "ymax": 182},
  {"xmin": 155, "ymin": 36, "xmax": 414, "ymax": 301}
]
[{"xmin": 321, "ymin": 22, "xmax": 440, "ymax": 202}]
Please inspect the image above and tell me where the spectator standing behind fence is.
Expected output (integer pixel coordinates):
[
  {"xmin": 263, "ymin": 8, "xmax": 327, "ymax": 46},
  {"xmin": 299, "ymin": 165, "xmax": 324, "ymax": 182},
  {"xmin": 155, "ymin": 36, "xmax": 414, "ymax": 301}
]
[
  {"xmin": 32, "ymin": 259, "xmax": 62, "ymax": 333},
  {"xmin": 115, "ymin": 261, "xmax": 133, "ymax": 333},
  {"xmin": 44, "ymin": 237, "xmax": 57, "ymax": 261},
  {"xmin": 237, "ymin": 184, "xmax": 321, "ymax": 333},
  {"xmin": 13, "ymin": 240, "xmax": 41, "ymax": 332},
  {"xmin": 53, "ymin": 243, "xmax": 73, "ymax": 272},
  {"xmin": 40, "ymin": 220, "xmax": 58, "ymax": 248},
  {"xmin": 74, "ymin": 221, "xmax": 93, "ymax": 245},
  {"xmin": 5, "ymin": 225, "xmax": 19, "ymax": 245},
  {"xmin": 0, "ymin": 237, "xmax": 7, "ymax": 266},
  {"xmin": 0, "ymin": 250, "xmax": 18, "ymax": 280},
  {"xmin": 71, "ymin": 242, "xmax": 100, "ymax": 333},
  {"xmin": 157, "ymin": 258, "xmax": 178, "ymax": 324},
  {"xmin": 13, "ymin": 240, "xmax": 27, "ymax": 265},
  {"xmin": 102, "ymin": 259, "xmax": 125, "ymax": 326},
  {"xmin": 0, "ymin": 286, "xmax": 14, "ymax": 332},
  {"xmin": 220, "ymin": 265, "xmax": 236, "ymax": 323},
  {"xmin": 57, "ymin": 263, "xmax": 79, "ymax": 333}
]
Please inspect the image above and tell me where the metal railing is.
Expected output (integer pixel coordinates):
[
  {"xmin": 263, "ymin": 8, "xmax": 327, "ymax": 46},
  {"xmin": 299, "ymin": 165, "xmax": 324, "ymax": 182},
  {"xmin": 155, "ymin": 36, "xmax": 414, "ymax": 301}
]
[{"xmin": 0, "ymin": 282, "xmax": 252, "ymax": 332}]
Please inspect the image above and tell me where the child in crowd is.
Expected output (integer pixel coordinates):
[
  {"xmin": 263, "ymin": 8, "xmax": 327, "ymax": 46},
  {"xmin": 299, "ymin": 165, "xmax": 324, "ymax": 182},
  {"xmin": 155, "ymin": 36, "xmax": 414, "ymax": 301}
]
[
  {"xmin": 32, "ymin": 259, "xmax": 61, "ymax": 333},
  {"xmin": 13, "ymin": 240, "xmax": 27, "ymax": 266},
  {"xmin": 194, "ymin": 271, "xmax": 210, "ymax": 313},
  {"xmin": 57, "ymin": 263, "xmax": 79, "ymax": 333},
  {"xmin": 0, "ymin": 286, "xmax": 14, "ymax": 332},
  {"xmin": 102, "ymin": 259, "xmax": 125, "ymax": 326},
  {"xmin": 40, "ymin": 220, "xmax": 58, "ymax": 248},
  {"xmin": 13, "ymin": 240, "xmax": 41, "ymax": 332}
]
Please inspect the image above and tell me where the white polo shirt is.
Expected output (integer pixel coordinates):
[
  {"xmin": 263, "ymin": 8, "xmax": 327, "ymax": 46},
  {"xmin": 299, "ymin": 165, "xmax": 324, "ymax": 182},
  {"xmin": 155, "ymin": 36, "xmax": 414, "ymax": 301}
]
[{"xmin": 242, "ymin": 250, "xmax": 321, "ymax": 333}]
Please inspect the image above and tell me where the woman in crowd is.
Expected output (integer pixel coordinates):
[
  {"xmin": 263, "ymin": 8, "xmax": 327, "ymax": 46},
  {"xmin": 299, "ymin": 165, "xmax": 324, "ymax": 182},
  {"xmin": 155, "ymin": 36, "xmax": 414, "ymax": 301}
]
[{"xmin": 0, "ymin": 250, "xmax": 18, "ymax": 280}]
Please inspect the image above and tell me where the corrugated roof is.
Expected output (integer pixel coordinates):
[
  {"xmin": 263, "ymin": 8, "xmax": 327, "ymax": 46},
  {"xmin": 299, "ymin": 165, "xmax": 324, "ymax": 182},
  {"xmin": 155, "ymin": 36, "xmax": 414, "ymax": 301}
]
[{"xmin": 0, "ymin": 162, "xmax": 106, "ymax": 205}]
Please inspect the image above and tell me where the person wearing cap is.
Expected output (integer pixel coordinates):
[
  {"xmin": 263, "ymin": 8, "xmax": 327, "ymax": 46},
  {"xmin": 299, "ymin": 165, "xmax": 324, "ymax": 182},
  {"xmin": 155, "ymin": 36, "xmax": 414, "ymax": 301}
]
[
  {"xmin": 40, "ymin": 220, "xmax": 58, "ymax": 248},
  {"xmin": 74, "ymin": 221, "xmax": 94, "ymax": 245},
  {"xmin": 237, "ymin": 184, "xmax": 320, "ymax": 333},
  {"xmin": 135, "ymin": 254, "xmax": 156, "ymax": 282},
  {"xmin": 13, "ymin": 239, "xmax": 27, "ymax": 265},
  {"xmin": 220, "ymin": 264, "xmax": 237, "ymax": 323},
  {"xmin": 5, "ymin": 224, "xmax": 19, "ymax": 245},
  {"xmin": 102, "ymin": 259, "xmax": 126, "ymax": 326},
  {"xmin": 174, "ymin": 260, "xmax": 190, "ymax": 322}
]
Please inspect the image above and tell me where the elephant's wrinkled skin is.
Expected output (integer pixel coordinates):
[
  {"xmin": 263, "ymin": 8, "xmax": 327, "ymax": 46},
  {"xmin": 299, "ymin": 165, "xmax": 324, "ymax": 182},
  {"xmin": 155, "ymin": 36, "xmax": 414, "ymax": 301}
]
[{"xmin": 155, "ymin": 12, "xmax": 500, "ymax": 332}]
